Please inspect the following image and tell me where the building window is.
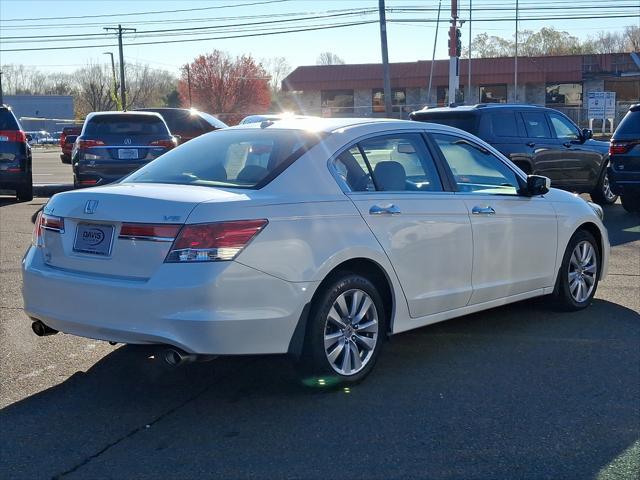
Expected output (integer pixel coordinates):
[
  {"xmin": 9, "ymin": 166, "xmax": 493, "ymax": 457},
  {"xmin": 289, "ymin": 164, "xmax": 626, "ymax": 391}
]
[
  {"xmin": 546, "ymin": 83, "xmax": 582, "ymax": 106},
  {"xmin": 436, "ymin": 86, "xmax": 464, "ymax": 106},
  {"xmin": 321, "ymin": 90, "xmax": 354, "ymax": 116},
  {"xmin": 372, "ymin": 88, "xmax": 407, "ymax": 113},
  {"xmin": 604, "ymin": 79, "xmax": 640, "ymax": 102},
  {"xmin": 479, "ymin": 85, "xmax": 507, "ymax": 103}
]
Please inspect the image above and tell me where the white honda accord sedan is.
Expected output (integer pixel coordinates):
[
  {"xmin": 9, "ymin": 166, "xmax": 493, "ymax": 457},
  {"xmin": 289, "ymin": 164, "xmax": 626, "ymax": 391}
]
[{"xmin": 23, "ymin": 118, "xmax": 609, "ymax": 383}]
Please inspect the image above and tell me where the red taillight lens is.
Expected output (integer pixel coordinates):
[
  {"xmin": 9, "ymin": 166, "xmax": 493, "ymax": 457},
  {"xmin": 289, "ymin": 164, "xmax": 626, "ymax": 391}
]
[
  {"xmin": 0, "ymin": 130, "xmax": 27, "ymax": 143},
  {"xmin": 60, "ymin": 133, "xmax": 66, "ymax": 148},
  {"xmin": 33, "ymin": 212, "xmax": 64, "ymax": 247},
  {"xmin": 78, "ymin": 179, "xmax": 99, "ymax": 186},
  {"xmin": 77, "ymin": 139, "xmax": 105, "ymax": 149},
  {"xmin": 149, "ymin": 138, "xmax": 177, "ymax": 149},
  {"xmin": 165, "ymin": 219, "xmax": 268, "ymax": 263},
  {"xmin": 120, "ymin": 223, "xmax": 181, "ymax": 240},
  {"xmin": 609, "ymin": 141, "xmax": 635, "ymax": 155}
]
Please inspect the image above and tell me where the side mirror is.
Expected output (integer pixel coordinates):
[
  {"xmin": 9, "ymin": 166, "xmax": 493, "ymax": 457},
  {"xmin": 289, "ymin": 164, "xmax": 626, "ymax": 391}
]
[
  {"xmin": 173, "ymin": 135, "xmax": 182, "ymax": 145},
  {"xmin": 525, "ymin": 175, "xmax": 550, "ymax": 196},
  {"xmin": 582, "ymin": 128, "xmax": 593, "ymax": 141}
]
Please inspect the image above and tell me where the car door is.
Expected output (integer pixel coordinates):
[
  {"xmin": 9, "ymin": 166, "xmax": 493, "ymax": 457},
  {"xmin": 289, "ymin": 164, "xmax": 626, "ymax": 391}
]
[
  {"xmin": 519, "ymin": 110, "xmax": 567, "ymax": 185},
  {"xmin": 332, "ymin": 132, "xmax": 473, "ymax": 318},
  {"xmin": 430, "ymin": 132, "xmax": 558, "ymax": 305},
  {"xmin": 547, "ymin": 111, "xmax": 603, "ymax": 189}
]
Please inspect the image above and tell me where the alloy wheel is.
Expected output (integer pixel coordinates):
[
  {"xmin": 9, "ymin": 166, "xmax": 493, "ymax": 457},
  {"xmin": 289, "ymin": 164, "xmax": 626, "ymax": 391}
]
[
  {"xmin": 568, "ymin": 241, "xmax": 598, "ymax": 303},
  {"xmin": 324, "ymin": 288, "xmax": 379, "ymax": 376},
  {"xmin": 602, "ymin": 173, "xmax": 616, "ymax": 202}
]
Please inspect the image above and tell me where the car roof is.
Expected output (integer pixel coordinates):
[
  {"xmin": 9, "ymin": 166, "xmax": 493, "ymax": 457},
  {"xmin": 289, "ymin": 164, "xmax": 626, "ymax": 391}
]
[
  {"xmin": 229, "ymin": 117, "xmax": 426, "ymax": 134},
  {"xmin": 412, "ymin": 103, "xmax": 547, "ymax": 115},
  {"xmin": 86, "ymin": 111, "xmax": 165, "ymax": 120}
]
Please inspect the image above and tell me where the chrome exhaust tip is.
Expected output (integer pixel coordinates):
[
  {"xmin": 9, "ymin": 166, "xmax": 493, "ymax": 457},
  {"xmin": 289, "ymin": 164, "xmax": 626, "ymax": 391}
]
[
  {"xmin": 31, "ymin": 320, "xmax": 58, "ymax": 337},
  {"xmin": 162, "ymin": 348, "xmax": 217, "ymax": 366}
]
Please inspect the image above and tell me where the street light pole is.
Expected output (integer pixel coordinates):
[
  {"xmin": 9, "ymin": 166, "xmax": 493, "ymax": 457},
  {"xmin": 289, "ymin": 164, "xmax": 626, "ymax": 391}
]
[
  {"xmin": 104, "ymin": 25, "xmax": 136, "ymax": 110},
  {"xmin": 378, "ymin": 0, "xmax": 393, "ymax": 117},
  {"xmin": 103, "ymin": 52, "xmax": 119, "ymax": 109},
  {"xmin": 183, "ymin": 64, "xmax": 192, "ymax": 108}
]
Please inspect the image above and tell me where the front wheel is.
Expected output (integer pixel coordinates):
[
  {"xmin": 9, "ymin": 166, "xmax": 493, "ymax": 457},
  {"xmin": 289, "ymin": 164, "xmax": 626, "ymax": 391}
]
[
  {"xmin": 553, "ymin": 230, "xmax": 601, "ymax": 311},
  {"xmin": 591, "ymin": 168, "xmax": 618, "ymax": 205},
  {"xmin": 621, "ymin": 193, "xmax": 640, "ymax": 213},
  {"xmin": 297, "ymin": 273, "xmax": 386, "ymax": 385}
]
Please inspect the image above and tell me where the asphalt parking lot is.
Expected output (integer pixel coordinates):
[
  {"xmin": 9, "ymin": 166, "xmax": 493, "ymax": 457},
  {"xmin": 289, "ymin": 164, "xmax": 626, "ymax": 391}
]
[{"xmin": 0, "ymin": 152, "xmax": 638, "ymax": 479}]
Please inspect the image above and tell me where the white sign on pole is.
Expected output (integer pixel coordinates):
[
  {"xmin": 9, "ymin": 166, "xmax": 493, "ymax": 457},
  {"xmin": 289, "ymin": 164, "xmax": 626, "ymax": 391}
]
[{"xmin": 587, "ymin": 91, "xmax": 616, "ymax": 133}]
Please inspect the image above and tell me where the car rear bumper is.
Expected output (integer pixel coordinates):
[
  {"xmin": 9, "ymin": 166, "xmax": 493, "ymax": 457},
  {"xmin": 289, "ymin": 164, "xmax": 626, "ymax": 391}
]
[
  {"xmin": 0, "ymin": 171, "xmax": 30, "ymax": 190},
  {"xmin": 22, "ymin": 246, "xmax": 316, "ymax": 354},
  {"xmin": 608, "ymin": 167, "xmax": 640, "ymax": 195}
]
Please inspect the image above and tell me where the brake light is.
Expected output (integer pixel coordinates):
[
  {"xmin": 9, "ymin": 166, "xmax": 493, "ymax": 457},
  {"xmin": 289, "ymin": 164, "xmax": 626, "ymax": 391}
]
[
  {"xmin": 78, "ymin": 179, "xmax": 99, "ymax": 185},
  {"xmin": 60, "ymin": 133, "xmax": 66, "ymax": 148},
  {"xmin": 77, "ymin": 139, "xmax": 105, "ymax": 149},
  {"xmin": 149, "ymin": 138, "xmax": 177, "ymax": 149},
  {"xmin": 165, "ymin": 219, "xmax": 268, "ymax": 263},
  {"xmin": 120, "ymin": 223, "xmax": 181, "ymax": 240},
  {"xmin": 0, "ymin": 130, "xmax": 27, "ymax": 143},
  {"xmin": 609, "ymin": 141, "xmax": 636, "ymax": 155},
  {"xmin": 32, "ymin": 212, "xmax": 64, "ymax": 247}
]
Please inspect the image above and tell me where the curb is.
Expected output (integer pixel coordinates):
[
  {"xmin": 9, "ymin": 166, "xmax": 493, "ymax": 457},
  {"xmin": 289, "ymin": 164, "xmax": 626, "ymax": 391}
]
[{"xmin": 34, "ymin": 184, "xmax": 74, "ymax": 197}]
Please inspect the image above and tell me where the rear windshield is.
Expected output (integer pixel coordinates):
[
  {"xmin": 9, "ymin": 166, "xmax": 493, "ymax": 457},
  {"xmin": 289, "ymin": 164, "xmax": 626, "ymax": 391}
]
[
  {"xmin": 84, "ymin": 114, "xmax": 168, "ymax": 136},
  {"xmin": 0, "ymin": 109, "xmax": 20, "ymax": 130},
  {"xmin": 412, "ymin": 114, "xmax": 478, "ymax": 134},
  {"xmin": 123, "ymin": 128, "xmax": 324, "ymax": 189},
  {"xmin": 615, "ymin": 111, "xmax": 640, "ymax": 138}
]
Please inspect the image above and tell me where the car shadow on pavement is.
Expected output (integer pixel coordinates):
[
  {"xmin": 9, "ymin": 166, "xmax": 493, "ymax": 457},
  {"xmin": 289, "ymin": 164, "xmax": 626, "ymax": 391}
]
[
  {"xmin": 1, "ymin": 298, "xmax": 638, "ymax": 479},
  {"xmin": 602, "ymin": 203, "xmax": 640, "ymax": 247}
]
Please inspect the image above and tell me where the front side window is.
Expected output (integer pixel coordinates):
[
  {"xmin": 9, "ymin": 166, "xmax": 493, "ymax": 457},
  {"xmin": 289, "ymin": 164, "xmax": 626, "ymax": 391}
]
[
  {"xmin": 321, "ymin": 90, "xmax": 354, "ymax": 116},
  {"xmin": 480, "ymin": 84, "xmax": 507, "ymax": 103},
  {"xmin": 125, "ymin": 129, "xmax": 322, "ymax": 189},
  {"xmin": 432, "ymin": 133, "xmax": 520, "ymax": 195},
  {"xmin": 334, "ymin": 134, "xmax": 443, "ymax": 192},
  {"xmin": 548, "ymin": 113, "xmax": 580, "ymax": 140},
  {"xmin": 372, "ymin": 88, "xmax": 407, "ymax": 113},
  {"xmin": 522, "ymin": 112, "xmax": 551, "ymax": 139}
]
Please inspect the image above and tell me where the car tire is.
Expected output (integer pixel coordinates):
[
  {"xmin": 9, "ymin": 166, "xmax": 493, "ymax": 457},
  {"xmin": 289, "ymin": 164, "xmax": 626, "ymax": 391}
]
[
  {"xmin": 591, "ymin": 166, "xmax": 618, "ymax": 205},
  {"xmin": 16, "ymin": 175, "xmax": 33, "ymax": 202},
  {"xmin": 621, "ymin": 194, "xmax": 640, "ymax": 213},
  {"xmin": 297, "ymin": 272, "xmax": 386, "ymax": 385},
  {"xmin": 552, "ymin": 230, "xmax": 600, "ymax": 311}
]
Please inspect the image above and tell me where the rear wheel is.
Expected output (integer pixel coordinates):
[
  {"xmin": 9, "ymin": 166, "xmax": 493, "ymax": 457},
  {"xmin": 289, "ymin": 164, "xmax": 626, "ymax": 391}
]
[
  {"xmin": 297, "ymin": 273, "xmax": 386, "ymax": 385},
  {"xmin": 621, "ymin": 193, "xmax": 640, "ymax": 213},
  {"xmin": 591, "ymin": 167, "xmax": 618, "ymax": 205},
  {"xmin": 553, "ymin": 230, "xmax": 600, "ymax": 311}
]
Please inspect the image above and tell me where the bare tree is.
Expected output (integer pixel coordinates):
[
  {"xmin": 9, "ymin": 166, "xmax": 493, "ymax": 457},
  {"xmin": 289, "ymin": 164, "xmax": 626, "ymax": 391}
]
[
  {"xmin": 316, "ymin": 52, "xmax": 345, "ymax": 65},
  {"xmin": 262, "ymin": 56, "xmax": 291, "ymax": 94},
  {"xmin": 626, "ymin": 25, "xmax": 640, "ymax": 51}
]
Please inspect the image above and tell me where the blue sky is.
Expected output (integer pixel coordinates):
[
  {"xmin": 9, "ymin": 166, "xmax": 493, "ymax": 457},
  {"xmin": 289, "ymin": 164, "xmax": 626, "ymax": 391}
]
[{"xmin": 1, "ymin": 0, "xmax": 638, "ymax": 75}]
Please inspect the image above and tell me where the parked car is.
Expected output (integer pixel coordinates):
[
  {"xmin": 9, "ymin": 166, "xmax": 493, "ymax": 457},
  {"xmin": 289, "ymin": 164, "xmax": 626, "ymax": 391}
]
[
  {"xmin": 410, "ymin": 104, "xmax": 617, "ymax": 205},
  {"xmin": 135, "ymin": 108, "xmax": 227, "ymax": 144},
  {"xmin": 608, "ymin": 103, "xmax": 640, "ymax": 213},
  {"xmin": 60, "ymin": 126, "xmax": 82, "ymax": 164},
  {"xmin": 23, "ymin": 118, "xmax": 609, "ymax": 383},
  {"xmin": 239, "ymin": 113, "xmax": 314, "ymax": 125},
  {"xmin": 0, "ymin": 105, "xmax": 33, "ymax": 201},
  {"xmin": 72, "ymin": 111, "xmax": 177, "ymax": 188}
]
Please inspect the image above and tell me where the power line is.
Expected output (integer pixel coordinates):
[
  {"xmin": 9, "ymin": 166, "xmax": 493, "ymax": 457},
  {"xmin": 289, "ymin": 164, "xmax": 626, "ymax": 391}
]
[{"xmin": 0, "ymin": 0, "xmax": 291, "ymax": 22}]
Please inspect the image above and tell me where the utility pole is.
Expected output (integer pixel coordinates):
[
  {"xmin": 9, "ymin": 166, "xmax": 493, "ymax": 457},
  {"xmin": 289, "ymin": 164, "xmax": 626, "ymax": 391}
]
[
  {"xmin": 378, "ymin": 0, "xmax": 393, "ymax": 117},
  {"xmin": 104, "ymin": 25, "xmax": 136, "ymax": 110},
  {"xmin": 103, "ymin": 52, "xmax": 120, "ymax": 109},
  {"xmin": 448, "ymin": 0, "xmax": 460, "ymax": 106},
  {"xmin": 427, "ymin": 0, "xmax": 442, "ymax": 106},
  {"xmin": 514, "ymin": 0, "xmax": 519, "ymax": 103},
  {"xmin": 468, "ymin": 0, "xmax": 472, "ymax": 103},
  {"xmin": 0, "ymin": 71, "xmax": 4, "ymax": 105},
  {"xmin": 183, "ymin": 64, "xmax": 192, "ymax": 108}
]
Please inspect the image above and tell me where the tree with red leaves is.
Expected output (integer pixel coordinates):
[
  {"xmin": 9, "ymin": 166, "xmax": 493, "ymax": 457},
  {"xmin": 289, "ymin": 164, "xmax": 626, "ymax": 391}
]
[{"xmin": 178, "ymin": 50, "xmax": 271, "ymax": 125}]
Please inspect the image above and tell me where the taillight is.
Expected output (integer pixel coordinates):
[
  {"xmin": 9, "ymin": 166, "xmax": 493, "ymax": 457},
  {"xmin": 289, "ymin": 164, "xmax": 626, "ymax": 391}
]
[
  {"xmin": 119, "ymin": 223, "xmax": 181, "ymax": 241},
  {"xmin": 32, "ymin": 212, "xmax": 64, "ymax": 247},
  {"xmin": 149, "ymin": 138, "xmax": 177, "ymax": 149},
  {"xmin": 77, "ymin": 139, "xmax": 105, "ymax": 149},
  {"xmin": 0, "ymin": 130, "xmax": 27, "ymax": 143},
  {"xmin": 60, "ymin": 133, "xmax": 66, "ymax": 148},
  {"xmin": 165, "ymin": 219, "xmax": 268, "ymax": 263},
  {"xmin": 609, "ymin": 141, "xmax": 635, "ymax": 155}
]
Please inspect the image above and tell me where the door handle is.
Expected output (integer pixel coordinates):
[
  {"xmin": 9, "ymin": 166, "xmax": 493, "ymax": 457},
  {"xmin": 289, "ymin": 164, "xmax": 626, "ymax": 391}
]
[
  {"xmin": 472, "ymin": 206, "xmax": 496, "ymax": 215},
  {"xmin": 526, "ymin": 142, "xmax": 535, "ymax": 147},
  {"xmin": 369, "ymin": 204, "xmax": 401, "ymax": 215},
  {"xmin": 563, "ymin": 142, "xmax": 572, "ymax": 148}
]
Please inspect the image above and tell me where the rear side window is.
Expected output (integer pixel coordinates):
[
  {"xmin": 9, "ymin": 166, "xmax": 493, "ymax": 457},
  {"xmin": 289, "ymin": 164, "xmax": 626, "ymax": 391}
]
[
  {"xmin": 124, "ymin": 129, "xmax": 323, "ymax": 189},
  {"xmin": 84, "ymin": 115, "xmax": 168, "ymax": 136},
  {"xmin": 489, "ymin": 112, "xmax": 521, "ymax": 137},
  {"xmin": 199, "ymin": 112, "xmax": 227, "ymax": 129},
  {"xmin": 0, "ymin": 109, "xmax": 20, "ymax": 130},
  {"xmin": 412, "ymin": 114, "xmax": 478, "ymax": 135},
  {"xmin": 521, "ymin": 112, "xmax": 551, "ymax": 138},
  {"xmin": 615, "ymin": 111, "xmax": 640, "ymax": 137}
]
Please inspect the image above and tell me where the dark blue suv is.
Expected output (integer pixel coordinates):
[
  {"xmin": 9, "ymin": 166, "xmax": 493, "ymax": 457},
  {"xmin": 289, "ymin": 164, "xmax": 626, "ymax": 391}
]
[
  {"xmin": 72, "ymin": 111, "xmax": 177, "ymax": 188},
  {"xmin": 0, "ymin": 105, "xmax": 32, "ymax": 201},
  {"xmin": 410, "ymin": 104, "xmax": 616, "ymax": 205},
  {"xmin": 609, "ymin": 104, "xmax": 640, "ymax": 213}
]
